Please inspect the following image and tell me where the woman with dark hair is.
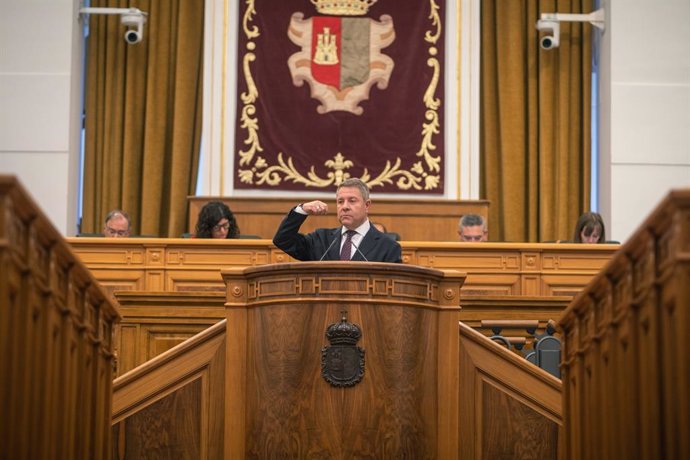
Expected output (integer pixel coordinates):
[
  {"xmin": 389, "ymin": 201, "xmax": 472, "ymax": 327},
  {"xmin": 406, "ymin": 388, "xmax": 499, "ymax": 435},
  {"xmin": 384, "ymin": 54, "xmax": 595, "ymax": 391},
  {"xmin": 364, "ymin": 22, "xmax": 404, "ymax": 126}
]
[
  {"xmin": 195, "ymin": 201, "xmax": 240, "ymax": 239},
  {"xmin": 572, "ymin": 211, "xmax": 605, "ymax": 243}
]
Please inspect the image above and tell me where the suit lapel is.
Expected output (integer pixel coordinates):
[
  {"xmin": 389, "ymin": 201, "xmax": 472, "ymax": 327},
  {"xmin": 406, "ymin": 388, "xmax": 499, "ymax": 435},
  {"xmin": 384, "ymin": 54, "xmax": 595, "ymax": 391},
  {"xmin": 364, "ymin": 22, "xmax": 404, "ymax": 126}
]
[
  {"xmin": 353, "ymin": 229, "xmax": 378, "ymax": 261},
  {"xmin": 327, "ymin": 228, "xmax": 342, "ymax": 260}
]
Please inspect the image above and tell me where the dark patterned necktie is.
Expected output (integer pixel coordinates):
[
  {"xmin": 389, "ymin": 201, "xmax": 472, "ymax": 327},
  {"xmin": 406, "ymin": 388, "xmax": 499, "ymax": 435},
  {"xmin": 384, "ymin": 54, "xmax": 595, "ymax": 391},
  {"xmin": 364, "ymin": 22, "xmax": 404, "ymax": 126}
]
[{"xmin": 340, "ymin": 230, "xmax": 357, "ymax": 260}]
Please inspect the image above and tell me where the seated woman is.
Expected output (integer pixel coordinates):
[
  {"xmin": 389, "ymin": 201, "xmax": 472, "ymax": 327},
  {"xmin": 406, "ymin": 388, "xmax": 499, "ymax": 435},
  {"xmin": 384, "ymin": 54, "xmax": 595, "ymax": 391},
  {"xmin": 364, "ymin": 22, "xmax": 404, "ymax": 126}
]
[
  {"xmin": 195, "ymin": 201, "xmax": 240, "ymax": 239},
  {"xmin": 572, "ymin": 211, "xmax": 605, "ymax": 243}
]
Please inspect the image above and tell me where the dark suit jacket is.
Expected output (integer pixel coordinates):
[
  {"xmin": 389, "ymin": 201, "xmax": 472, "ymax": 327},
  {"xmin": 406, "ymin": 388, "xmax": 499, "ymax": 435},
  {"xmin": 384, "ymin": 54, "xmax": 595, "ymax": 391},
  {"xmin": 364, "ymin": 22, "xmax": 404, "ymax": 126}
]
[{"xmin": 273, "ymin": 209, "xmax": 402, "ymax": 263}]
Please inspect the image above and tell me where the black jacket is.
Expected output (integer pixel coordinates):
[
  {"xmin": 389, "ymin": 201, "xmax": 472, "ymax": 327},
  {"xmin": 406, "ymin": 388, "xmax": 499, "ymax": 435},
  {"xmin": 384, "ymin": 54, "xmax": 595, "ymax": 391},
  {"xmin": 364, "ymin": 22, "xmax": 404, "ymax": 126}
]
[{"xmin": 273, "ymin": 209, "xmax": 402, "ymax": 263}]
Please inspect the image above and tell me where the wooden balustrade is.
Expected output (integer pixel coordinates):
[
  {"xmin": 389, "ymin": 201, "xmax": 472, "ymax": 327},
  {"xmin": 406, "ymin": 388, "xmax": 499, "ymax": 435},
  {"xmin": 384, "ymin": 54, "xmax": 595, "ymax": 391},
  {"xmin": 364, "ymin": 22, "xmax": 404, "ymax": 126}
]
[
  {"xmin": 559, "ymin": 188, "xmax": 690, "ymax": 460},
  {"xmin": 0, "ymin": 175, "xmax": 120, "ymax": 459}
]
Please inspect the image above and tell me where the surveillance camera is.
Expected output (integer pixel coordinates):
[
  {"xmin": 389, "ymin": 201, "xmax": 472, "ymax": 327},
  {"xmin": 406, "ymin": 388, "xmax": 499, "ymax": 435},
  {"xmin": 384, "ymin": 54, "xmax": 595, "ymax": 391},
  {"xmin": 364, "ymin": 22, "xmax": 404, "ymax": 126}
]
[
  {"xmin": 123, "ymin": 29, "xmax": 141, "ymax": 44},
  {"xmin": 79, "ymin": 7, "xmax": 148, "ymax": 45},
  {"xmin": 120, "ymin": 10, "xmax": 146, "ymax": 45},
  {"xmin": 536, "ymin": 19, "xmax": 560, "ymax": 50},
  {"xmin": 540, "ymin": 35, "xmax": 556, "ymax": 50}
]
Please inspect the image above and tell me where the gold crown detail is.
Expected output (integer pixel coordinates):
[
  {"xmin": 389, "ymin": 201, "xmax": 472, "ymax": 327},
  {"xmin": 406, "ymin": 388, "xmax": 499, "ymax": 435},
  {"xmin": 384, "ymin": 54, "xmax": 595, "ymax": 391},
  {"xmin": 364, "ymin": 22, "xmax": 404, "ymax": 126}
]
[{"xmin": 311, "ymin": 0, "xmax": 377, "ymax": 16}]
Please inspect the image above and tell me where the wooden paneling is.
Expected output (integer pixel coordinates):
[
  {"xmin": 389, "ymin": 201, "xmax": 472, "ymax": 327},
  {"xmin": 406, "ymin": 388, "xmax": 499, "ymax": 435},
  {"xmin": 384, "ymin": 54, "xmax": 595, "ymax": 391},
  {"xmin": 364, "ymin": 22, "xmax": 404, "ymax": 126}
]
[
  {"xmin": 482, "ymin": 383, "xmax": 559, "ymax": 457},
  {"xmin": 408, "ymin": 242, "xmax": 618, "ymax": 296},
  {"xmin": 0, "ymin": 175, "xmax": 120, "ymax": 459},
  {"xmin": 69, "ymin": 238, "xmax": 619, "ymax": 298},
  {"xmin": 188, "ymin": 196, "xmax": 490, "ymax": 241},
  {"xmin": 112, "ymin": 320, "xmax": 226, "ymax": 460},
  {"xmin": 112, "ymin": 291, "xmax": 225, "ymax": 377},
  {"xmin": 112, "ymin": 291, "xmax": 571, "ymax": 380},
  {"xmin": 559, "ymin": 188, "xmax": 690, "ymax": 460},
  {"xmin": 69, "ymin": 238, "xmax": 273, "ymax": 296},
  {"xmin": 458, "ymin": 323, "xmax": 562, "ymax": 459},
  {"xmin": 113, "ymin": 378, "xmax": 201, "ymax": 458}
]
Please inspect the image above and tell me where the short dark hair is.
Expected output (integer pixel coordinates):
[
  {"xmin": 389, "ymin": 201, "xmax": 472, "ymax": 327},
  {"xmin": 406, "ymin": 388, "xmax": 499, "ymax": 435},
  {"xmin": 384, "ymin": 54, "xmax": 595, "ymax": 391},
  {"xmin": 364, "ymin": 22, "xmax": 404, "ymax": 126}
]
[
  {"xmin": 337, "ymin": 178, "xmax": 370, "ymax": 201},
  {"xmin": 573, "ymin": 212, "xmax": 605, "ymax": 243},
  {"xmin": 105, "ymin": 209, "xmax": 131, "ymax": 229},
  {"xmin": 195, "ymin": 201, "xmax": 240, "ymax": 238},
  {"xmin": 459, "ymin": 213, "xmax": 486, "ymax": 231}
]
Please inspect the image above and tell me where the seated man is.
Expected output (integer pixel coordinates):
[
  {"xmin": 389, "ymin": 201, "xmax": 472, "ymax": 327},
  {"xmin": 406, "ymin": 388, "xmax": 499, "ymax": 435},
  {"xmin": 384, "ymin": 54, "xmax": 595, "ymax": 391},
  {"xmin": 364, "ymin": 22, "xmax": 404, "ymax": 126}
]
[
  {"xmin": 457, "ymin": 213, "xmax": 487, "ymax": 242},
  {"xmin": 273, "ymin": 178, "xmax": 401, "ymax": 263},
  {"xmin": 103, "ymin": 210, "xmax": 131, "ymax": 238}
]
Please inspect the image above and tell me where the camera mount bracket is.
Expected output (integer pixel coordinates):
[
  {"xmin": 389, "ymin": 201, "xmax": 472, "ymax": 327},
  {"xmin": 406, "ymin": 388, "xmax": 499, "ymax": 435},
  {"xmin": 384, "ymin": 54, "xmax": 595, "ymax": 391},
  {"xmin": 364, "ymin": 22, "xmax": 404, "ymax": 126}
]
[
  {"xmin": 79, "ymin": 7, "xmax": 148, "ymax": 45},
  {"xmin": 536, "ymin": 8, "xmax": 605, "ymax": 50}
]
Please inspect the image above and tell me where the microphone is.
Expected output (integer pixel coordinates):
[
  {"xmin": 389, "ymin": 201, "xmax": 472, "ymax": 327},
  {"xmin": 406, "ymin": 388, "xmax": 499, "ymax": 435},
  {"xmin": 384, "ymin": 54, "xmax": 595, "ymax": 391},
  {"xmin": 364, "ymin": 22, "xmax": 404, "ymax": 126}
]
[
  {"xmin": 318, "ymin": 234, "xmax": 340, "ymax": 261},
  {"xmin": 350, "ymin": 239, "xmax": 369, "ymax": 262}
]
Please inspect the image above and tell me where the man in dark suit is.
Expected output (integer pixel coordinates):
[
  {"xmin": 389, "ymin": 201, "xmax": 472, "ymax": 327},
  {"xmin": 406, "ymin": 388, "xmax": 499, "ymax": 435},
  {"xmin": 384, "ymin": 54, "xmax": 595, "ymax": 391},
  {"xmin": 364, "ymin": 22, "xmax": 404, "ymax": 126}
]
[{"xmin": 273, "ymin": 178, "xmax": 402, "ymax": 263}]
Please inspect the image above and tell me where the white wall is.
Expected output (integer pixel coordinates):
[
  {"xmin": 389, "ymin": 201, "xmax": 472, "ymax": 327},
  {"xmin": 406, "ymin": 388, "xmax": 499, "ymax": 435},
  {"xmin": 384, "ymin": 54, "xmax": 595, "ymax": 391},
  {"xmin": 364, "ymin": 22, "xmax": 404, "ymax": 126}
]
[
  {"xmin": 0, "ymin": 0, "xmax": 82, "ymax": 235},
  {"xmin": 600, "ymin": 0, "xmax": 690, "ymax": 242}
]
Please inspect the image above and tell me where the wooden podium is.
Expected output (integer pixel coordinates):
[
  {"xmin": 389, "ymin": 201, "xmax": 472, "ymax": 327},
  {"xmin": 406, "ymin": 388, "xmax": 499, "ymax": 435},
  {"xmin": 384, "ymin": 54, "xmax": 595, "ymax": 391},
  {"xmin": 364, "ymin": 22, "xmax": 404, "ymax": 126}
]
[{"xmin": 221, "ymin": 262, "xmax": 465, "ymax": 458}]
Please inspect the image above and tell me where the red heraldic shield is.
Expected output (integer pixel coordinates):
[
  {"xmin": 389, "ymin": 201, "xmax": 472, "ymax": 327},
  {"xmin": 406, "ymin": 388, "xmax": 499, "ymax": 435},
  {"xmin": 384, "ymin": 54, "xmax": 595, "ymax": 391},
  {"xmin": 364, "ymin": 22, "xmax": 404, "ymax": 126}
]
[{"xmin": 311, "ymin": 17, "xmax": 370, "ymax": 91}]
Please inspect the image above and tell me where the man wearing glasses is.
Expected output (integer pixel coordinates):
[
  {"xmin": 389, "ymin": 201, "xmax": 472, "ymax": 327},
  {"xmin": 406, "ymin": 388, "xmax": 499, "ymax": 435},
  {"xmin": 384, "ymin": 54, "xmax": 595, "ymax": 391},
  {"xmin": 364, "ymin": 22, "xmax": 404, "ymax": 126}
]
[
  {"xmin": 457, "ymin": 214, "xmax": 487, "ymax": 242},
  {"xmin": 103, "ymin": 210, "xmax": 131, "ymax": 238}
]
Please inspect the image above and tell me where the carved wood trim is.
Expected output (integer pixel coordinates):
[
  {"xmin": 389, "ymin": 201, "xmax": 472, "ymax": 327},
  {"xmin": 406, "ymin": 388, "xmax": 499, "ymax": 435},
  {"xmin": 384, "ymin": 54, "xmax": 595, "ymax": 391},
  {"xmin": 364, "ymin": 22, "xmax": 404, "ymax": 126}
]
[{"xmin": 559, "ymin": 188, "xmax": 690, "ymax": 459}]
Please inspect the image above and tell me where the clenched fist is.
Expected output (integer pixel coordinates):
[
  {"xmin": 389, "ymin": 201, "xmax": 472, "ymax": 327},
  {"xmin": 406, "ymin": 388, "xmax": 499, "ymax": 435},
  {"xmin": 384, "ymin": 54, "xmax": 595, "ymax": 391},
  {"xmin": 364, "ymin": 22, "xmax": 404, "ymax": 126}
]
[{"xmin": 302, "ymin": 200, "xmax": 328, "ymax": 215}]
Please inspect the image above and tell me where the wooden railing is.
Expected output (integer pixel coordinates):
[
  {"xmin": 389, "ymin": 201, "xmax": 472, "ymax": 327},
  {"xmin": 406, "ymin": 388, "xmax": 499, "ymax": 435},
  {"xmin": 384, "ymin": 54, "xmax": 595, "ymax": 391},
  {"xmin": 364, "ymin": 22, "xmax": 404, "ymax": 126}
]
[
  {"xmin": 559, "ymin": 188, "xmax": 690, "ymax": 460},
  {"xmin": 0, "ymin": 175, "xmax": 120, "ymax": 459},
  {"xmin": 458, "ymin": 323, "xmax": 563, "ymax": 459},
  {"xmin": 458, "ymin": 294, "xmax": 571, "ymax": 328},
  {"xmin": 68, "ymin": 237, "xmax": 618, "ymax": 298},
  {"xmin": 111, "ymin": 320, "xmax": 226, "ymax": 459}
]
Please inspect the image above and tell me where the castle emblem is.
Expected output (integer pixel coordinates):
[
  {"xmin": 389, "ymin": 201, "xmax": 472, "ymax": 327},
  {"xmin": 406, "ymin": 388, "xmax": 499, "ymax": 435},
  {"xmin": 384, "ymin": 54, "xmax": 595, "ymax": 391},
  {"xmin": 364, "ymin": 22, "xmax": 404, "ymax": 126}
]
[
  {"xmin": 287, "ymin": 0, "xmax": 395, "ymax": 115},
  {"xmin": 313, "ymin": 27, "xmax": 339, "ymax": 65}
]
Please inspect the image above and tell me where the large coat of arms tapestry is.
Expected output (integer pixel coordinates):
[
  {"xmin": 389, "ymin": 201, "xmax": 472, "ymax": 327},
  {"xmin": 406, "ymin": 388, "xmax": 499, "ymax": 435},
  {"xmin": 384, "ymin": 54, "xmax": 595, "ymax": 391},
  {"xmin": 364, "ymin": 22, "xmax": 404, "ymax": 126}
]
[{"xmin": 234, "ymin": 0, "xmax": 445, "ymax": 194}]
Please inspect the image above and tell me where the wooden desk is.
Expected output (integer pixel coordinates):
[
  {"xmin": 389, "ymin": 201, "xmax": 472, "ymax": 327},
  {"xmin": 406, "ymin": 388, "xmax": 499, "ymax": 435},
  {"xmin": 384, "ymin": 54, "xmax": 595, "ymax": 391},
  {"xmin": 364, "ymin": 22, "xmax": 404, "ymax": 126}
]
[
  {"xmin": 68, "ymin": 238, "xmax": 276, "ymax": 294},
  {"xmin": 188, "ymin": 196, "xmax": 490, "ymax": 241},
  {"xmin": 403, "ymin": 241, "xmax": 618, "ymax": 297},
  {"xmin": 68, "ymin": 238, "xmax": 619, "ymax": 298}
]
